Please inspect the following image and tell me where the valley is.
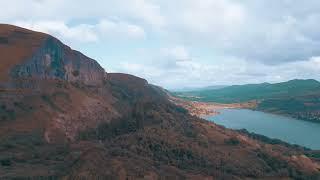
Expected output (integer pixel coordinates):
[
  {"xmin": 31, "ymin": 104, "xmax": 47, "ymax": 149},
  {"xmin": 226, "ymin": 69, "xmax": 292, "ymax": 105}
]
[
  {"xmin": 3, "ymin": 1, "xmax": 320, "ymax": 179},
  {"xmin": 0, "ymin": 24, "xmax": 319, "ymax": 179},
  {"xmin": 170, "ymin": 94, "xmax": 320, "ymax": 150},
  {"xmin": 173, "ymin": 79, "xmax": 320, "ymax": 123}
]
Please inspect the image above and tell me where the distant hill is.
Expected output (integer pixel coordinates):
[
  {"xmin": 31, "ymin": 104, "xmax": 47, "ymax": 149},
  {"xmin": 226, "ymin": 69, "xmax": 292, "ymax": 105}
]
[
  {"xmin": 173, "ymin": 79, "xmax": 320, "ymax": 103},
  {"xmin": 173, "ymin": 79, "xmax": 320, "ymax": 123},
  {"xmin": 171, "ymin": 85, "xmax": 228, "ymax": 92}
]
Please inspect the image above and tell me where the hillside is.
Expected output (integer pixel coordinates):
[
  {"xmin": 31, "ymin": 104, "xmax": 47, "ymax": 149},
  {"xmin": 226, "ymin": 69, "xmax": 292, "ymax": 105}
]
[
  {"xmin": 173, "ymin": 80, "xmax": 320, "ymax": 123},
  {"xmin": 171, "ymin": 85, "xmax": 228, "ymax": 92},
  {"xmin": 0, "ymin": 24, "xmax": 319, "ymax": 179},
  {"xmin": 173, "ymin": 79, "xmax": 320, "ymax": 103}
]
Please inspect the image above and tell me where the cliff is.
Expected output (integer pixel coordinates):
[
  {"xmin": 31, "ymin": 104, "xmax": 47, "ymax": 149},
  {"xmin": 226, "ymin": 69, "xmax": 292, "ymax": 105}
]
[{"xmin": 0, "ymin": 24, "xmax": 106, "ymax": 88}]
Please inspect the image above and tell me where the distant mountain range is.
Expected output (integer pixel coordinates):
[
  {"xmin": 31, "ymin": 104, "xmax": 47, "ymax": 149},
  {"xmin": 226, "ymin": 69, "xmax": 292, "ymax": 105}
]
[
  {"xmin": 171, "ymin": 85, "xmax": 228, "ymax": 92},
  {"xmin": 173, "ymin": 79, "xmax": 320, "ymax": 123},
  {"xmin": 174, "ymin": 79, "xmax": 320, "ymax": 103}
]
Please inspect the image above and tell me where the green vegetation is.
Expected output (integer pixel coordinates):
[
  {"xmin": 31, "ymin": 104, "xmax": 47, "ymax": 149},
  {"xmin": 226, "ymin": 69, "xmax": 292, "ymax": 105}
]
[
  {"xmin": 173, "ymin": 79, "xmax": 320, "ymax": 103},
  {"xmin": 78, "ymin": 116, "xmax": 143, "ymax": 141},
  {"xmin": 0, "ymin": 132, "xmax": 45, "ymax": 151},
  {"xmin": 41, "ymin": 93, "xmax": 69, "ymax": 113},
  {"xmin": 47, "ymin": 37, "xmax": 66, "ymax": 79},
  {"xmin": 0, "ymin": 132, "xmax": 71, "ymax": 180},
  {"xmin": 224, "ymin": 137, "xmax": 240, "ymax": 146},
  {"xmin": 237, "ymin": 129, "xmax": 308, "ymax": 150},
  {"xmin": 0, "ymin": 36, "xmax": 9, "ymax": 44},
  {"xmin": 72, "ymin": 70, "xmax": 80, "ymax": 77},
  {"xmin": 0, "ymin": 104, "xmax": 16, "ymax": 121}
]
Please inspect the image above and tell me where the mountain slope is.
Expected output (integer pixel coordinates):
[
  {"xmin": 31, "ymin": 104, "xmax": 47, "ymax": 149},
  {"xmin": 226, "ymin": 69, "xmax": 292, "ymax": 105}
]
[{"xmin": 0, "ymin": 25, "xmax": 319, "ymax": 179}]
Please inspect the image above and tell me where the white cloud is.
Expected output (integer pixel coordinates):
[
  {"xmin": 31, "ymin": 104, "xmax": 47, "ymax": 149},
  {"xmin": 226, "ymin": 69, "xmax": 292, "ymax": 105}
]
[
  {"xmin": 0, "ymin": 0, "xmax": 165, "ymax": 29},
  {"xmin": 124, "ymin": 0, "xmax": 166, "ymax": 28},
  {"xmin": 13, "ymin": 19, "xmax": 145, "ymax": 43},
  {"xmin": 155, "ymin": 0, "xmax": 320, "ymax": 64},
  {"xmin": 178, "ymin": 0, "xmax": 247, "ymax": 34},
  {"xmin": 14, "ymin": 21, "xmax": 98, "ymax": 42},
  {"xmin": 97, "ymin": 20, "xmax": 145, "ymax": 39},
  {"xmin": 118, "ymin": 45, "xmax": 320, "ymax": 88},
  {"xmin": 161, "ymin": 46, "xmax": 190, "ymax": 61}
]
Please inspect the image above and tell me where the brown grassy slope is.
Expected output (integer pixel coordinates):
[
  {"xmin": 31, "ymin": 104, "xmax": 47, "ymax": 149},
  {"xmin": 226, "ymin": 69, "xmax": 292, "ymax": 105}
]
[
  {"xmin": 0, "ymin": 25, "xmax": 319, "ymax": 179},
  {"xmin": 2, "ymin": 74, "xmax": 319, "ymax": 179},
  {"xmin": 63, "ymin": 74, "xmax": 320, "ymax": 179}
]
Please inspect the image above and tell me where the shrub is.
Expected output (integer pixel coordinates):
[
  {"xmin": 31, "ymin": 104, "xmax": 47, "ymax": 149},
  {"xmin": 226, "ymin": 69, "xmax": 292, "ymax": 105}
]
[
  {"xmin": 0, "ymin": 158, "xmax": 11, "ymax": 166},
  {"xmin": 0, "ymin": 37, "xmax": 9, "ymax": 44},
  {"xmin": 1, "ymin": 104, "xmax": 6, "ymax": 110},
  {"xmin": 72, "ymin": 70, "xmax": 80, "ymax": 77},
  {"xmin": 41, "ymin": 95, "xmax": 63, "ymax": 112},
  {"xmin": 78, "ymin": 116, "xmax": 141, "ymax": 141},
  {"xmin": 174, "ymin": 106, "xmax": 188, "ymax": 114},
  {"xmin": 224, "ymin": 137, "xmax": 240, "ymax": 146}
]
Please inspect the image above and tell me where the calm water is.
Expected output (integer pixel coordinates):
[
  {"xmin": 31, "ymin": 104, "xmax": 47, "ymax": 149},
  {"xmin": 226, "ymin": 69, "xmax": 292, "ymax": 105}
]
[{"xmin": 205, "ymin": 109, "xmax": 320, "ymax": 150}]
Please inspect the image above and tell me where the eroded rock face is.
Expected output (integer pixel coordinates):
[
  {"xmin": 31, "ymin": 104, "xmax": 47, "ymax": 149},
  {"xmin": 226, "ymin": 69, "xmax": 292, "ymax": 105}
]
[
  {"xmin": 10, "ymin": 36, "xmax": 106, "ymax": 86},
  {"xmin": 0, "ymin": 24, "xmax": 111, "ymax": 142},
  {"xmin": 0, "ymin": 24, "xmax": 106, "ymax": 87}
]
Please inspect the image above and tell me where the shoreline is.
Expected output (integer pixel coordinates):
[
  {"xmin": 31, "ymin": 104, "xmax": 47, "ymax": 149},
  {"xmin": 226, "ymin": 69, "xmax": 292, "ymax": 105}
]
[
  {"xmin": 171, "ymin": 95, "xmax": 320, "ymax": 124},
  {"xmin": 170, "ymin": 96, "xmax": 257, "ymax": 117}
]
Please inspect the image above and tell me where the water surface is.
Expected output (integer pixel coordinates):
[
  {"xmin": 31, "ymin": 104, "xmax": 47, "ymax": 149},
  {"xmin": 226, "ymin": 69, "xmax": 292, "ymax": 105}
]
[{"xmin": 205, "ymin": 109, "xmax": 320, "ymax": 150}]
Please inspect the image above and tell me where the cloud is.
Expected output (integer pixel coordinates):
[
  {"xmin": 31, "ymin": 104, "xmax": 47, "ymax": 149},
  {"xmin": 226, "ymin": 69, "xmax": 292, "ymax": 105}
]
[
  {"xmin": 118, "ymin": 45, "xmax": 320, "ymax": 89},
  {"xmin": 13, "ymin": 19, "xmax": 145, "ymax": 43},
  {"xmin": 14, "ymin": 21, "xmax": 98, "ymax": 42},
  {"xmin": 0, "ymin": 0, "xmax": 165, "ymax": 28},
  {"xmin": 124, "ymin": 0, "xmax": 166, "ymax": 28},
  {"xmin": 3, "ymin": 0, "xmax": 320, "ymax": 87},
  {"xmin": 178, "ymin": 0, "xmax": 247, "ymax": 34},
  {"xmin": 97, "ymin": 20, "xmax": 145, "ymax": 39},
  {"xmin": 4, "ymin": 0, "xmax": 320, "ymax": 64},
  {"xmin": 224, "ymin": 13, "xmax": 320, "ymax": 64},
  {"xmin": 152, "ymin": 0, "xmax": 320, "ymax": 64},
  {"xmin": 161, "ymin": 46, "xmax": 191, "ymax": 61}
]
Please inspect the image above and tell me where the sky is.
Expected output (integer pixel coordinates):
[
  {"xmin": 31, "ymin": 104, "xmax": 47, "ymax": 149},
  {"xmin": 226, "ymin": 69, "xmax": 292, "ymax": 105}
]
[{"xmin": 2, "ymin": 0, "xmax": 320, "ymax": 89}]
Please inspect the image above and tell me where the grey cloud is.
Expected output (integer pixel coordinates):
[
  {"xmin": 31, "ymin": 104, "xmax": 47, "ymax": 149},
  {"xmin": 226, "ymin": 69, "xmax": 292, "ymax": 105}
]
[
  {"xmin": 4, "ymin": 0, "xmax": 320, "ymax": 65},
  {"xmin": 158, "ymin": 0, "xmax": 320, "ymax": 64},
  {"xmin": 236, "ymin": 72, "xmax": 268, "ymax": 77}
]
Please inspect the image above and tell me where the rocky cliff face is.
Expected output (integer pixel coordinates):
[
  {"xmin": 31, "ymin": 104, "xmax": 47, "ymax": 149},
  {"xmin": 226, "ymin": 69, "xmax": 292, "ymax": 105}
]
[
  {"xmin": 0, "ymin": 24, "xmax": 114, "ymax": 143},
  {"xmin": 0, "ymin": 24, "xmax": 106, "ymax": 88},
  {"xmin": 0, "ymin": 25, "xmax": 319, "ymax": 179}
]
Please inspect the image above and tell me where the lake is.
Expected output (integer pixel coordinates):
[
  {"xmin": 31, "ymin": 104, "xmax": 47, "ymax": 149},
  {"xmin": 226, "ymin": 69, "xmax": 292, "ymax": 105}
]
[{"xmin": 205, "ymin": 109, "xmax": 320, "ymax": 150}]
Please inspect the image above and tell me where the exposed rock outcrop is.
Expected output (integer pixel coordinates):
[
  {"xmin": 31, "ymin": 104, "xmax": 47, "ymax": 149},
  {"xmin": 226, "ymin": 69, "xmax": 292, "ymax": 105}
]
[{"xmin": 0, "ymin": 24, "xmax": 106, "ymax": 88}]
